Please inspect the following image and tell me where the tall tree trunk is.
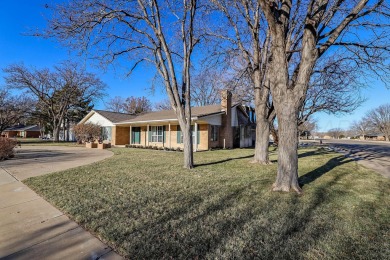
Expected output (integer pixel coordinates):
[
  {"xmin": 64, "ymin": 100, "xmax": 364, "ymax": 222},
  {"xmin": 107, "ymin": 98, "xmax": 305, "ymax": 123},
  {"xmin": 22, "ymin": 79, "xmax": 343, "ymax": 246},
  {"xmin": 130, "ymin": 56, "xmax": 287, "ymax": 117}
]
[
  {"xmin": 65, "ymin": 118, "xmax": 70, "ymax": 141},
  {"xmin": 253, "ymin": 116, "xmax": 270, "ymax": 164},
  {"xmin": 269, "ymin": 31, "xmax": 303, "ymax": 193},
  {"xmin": 252, "ymin": 69, "xmax": 272, "ymax": 164},
  {"xmin": 272, "ymin": 107, "xmax": 302, "ymax": 193},
  {"xmin": 182, "ymin": 123, "xmax": 194, "ymax": 169},
  {"xmin": 53, "ymin": 124, "xmax": 60, "ymax": 142}
]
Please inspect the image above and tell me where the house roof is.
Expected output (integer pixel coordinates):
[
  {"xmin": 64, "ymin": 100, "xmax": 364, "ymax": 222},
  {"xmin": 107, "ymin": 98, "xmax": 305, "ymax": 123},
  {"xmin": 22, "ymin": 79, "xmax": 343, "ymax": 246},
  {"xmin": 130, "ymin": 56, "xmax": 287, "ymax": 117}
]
[
  {"xmin": 4, "ymin": 125, "xmax": 40, "ymax": 132},
  {"xmin": 91, "ymin": 110, "xmax": 137, "ymax": 123},
  {"xmin": 116, "ymin": 104, "xmax": 231, "ymax": 124}
]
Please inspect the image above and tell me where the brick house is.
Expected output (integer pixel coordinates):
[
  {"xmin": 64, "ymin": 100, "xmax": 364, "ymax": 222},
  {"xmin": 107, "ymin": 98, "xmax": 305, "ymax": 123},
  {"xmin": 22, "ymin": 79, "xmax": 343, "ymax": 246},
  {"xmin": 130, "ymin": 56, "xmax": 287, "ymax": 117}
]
[
  {"xmin": 1, "ymin": 125, "xmax": 40, "ymax": 138},
  {"xmin": 79, "ymin": 91, "xmax": 255, "ymax": 150}
]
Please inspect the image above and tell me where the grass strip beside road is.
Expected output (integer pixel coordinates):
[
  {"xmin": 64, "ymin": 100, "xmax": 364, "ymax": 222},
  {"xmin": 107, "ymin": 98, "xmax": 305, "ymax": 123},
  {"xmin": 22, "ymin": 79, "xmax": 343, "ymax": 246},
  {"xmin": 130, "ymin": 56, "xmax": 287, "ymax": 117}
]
[
  {"xmin": 24, "ymin": 148, "xmax": 390, "ymax": 259},
  {"xmin": 16, "ymin": 138, "xmax": 83, "ymax": 147}
]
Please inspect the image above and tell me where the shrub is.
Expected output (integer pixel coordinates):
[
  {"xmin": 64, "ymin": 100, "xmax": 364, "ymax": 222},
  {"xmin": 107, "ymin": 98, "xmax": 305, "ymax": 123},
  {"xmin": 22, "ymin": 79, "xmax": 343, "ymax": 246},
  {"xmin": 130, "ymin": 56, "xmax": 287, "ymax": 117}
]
[
  {"xmin": 73, "ymin": 123, "xmax": 102, "ymax": 143},
  {"xmin": 0, "ymin": 137, "xmax": 17, "ymax": 160},
  {"xmin": 176, "ymin": 147, "xmax": 182, "ymax": 152}
]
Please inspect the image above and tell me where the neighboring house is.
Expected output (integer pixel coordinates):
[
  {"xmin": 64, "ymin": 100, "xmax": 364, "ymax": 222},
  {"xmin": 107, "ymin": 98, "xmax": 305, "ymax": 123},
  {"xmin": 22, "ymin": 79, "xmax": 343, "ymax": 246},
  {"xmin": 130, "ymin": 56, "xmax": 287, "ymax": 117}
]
[
  {"xmin": 79, "ymin": 91, "xmax": 255, "ymax": 150},
  {"xmin": 2, "ymin": 125, "xmax": 40, "ymax": 138},
  {"xmin": 358, "ymin": 133, "xmax": 386, "ymax": 141}
]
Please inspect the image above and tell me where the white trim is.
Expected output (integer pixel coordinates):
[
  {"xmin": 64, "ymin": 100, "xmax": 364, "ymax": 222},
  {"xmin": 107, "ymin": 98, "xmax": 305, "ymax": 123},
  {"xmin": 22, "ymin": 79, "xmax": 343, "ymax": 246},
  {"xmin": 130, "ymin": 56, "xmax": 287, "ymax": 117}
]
[
  {"xmin": 194, "ymin": 122, "xmax": 198, "ymax": 152},
  {"xmin": 169, "ymin": 123, "xmax": 171, "ymax": 148},
  {"xmin": 147, "ymin": 124, "xmax": 149, "ymax": 146},
  {"xmin": 113, "ymin": 116, "xmax": 211, "ymax": 125}
]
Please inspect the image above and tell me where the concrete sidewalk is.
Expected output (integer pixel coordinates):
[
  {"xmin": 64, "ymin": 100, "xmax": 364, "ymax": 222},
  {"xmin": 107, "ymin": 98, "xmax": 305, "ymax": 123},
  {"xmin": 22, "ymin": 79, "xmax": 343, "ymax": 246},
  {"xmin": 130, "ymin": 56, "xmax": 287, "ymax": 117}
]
[{"xmin": 0, "ymin": 146, "xmax": 123, "ymax": 260}]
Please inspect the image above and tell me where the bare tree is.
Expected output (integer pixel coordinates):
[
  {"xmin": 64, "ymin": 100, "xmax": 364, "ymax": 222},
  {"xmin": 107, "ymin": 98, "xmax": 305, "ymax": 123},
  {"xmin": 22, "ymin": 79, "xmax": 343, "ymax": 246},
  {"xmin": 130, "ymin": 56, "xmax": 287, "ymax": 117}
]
[
  {"xmin": 365, "ymin": 104, "xmax": 390, "ymax": 141},
  {"xmin": 123, "ymin": 96, "xmax": 152, "ymax": 114},
  {"xmin": 211, "ymin": 0, "xmax": 274, "ymax": 164},
  {"xmin": 350, "ymin": 119, "xmax": 372, "ymax": 139},
  {"xmin": 43, "ymin": 0, "xmax": 203, "ymax": 168},
  {"xmin": 191, "ymin": 69, "xmax": 222, "ymax": 106},
  {"xmin": 4, "ymin": 62, "xmax": 106, "ymax": 141},
  {"xmin": 154, "ymin": 99, "xmax": 173, "ymax": 111},
  {"xmin": 105, "ymin": 96, "xmax": 126, "ymax": 113},
  {"xmin": 327, "ymin": 128, "xmax": 345, "ymax": 139},
  {"xmin": 0, "ymin": 89, "xmax": 34, "ymax": 133},
  {"xmin": 298, "ymin": 117, "xmax": 317, "ymax": 139},
  {"xmin": 299, "ymin": 58, "xmax": 366, "ymax": 125},
  {"xmin": 105, "ymin": 96, "xmax": 152, "ymax": 114},
  {"xmin": 258, "ymin": 0, "xmax": 390, "ymax": 193}
]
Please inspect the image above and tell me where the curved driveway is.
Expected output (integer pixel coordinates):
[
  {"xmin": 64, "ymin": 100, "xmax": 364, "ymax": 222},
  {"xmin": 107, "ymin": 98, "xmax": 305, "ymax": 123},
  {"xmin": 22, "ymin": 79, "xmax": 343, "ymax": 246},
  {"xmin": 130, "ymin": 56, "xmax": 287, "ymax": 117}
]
[
  {"xmin": 0, "ymin": 146, "xmax": 122, "ymax": 260},
  {"xmin": 1, "ymin": 145, "xmax": 114, "ymax": 181}
]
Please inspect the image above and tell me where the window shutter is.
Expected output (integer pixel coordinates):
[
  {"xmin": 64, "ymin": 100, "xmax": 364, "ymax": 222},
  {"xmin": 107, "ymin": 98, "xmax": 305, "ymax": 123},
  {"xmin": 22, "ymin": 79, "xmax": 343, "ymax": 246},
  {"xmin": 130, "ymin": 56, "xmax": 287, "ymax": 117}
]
[
  {"xmin": 148, "ymin": 126, "xmax": 152, "ymax": 142},
  {"xmin": 177, "ymin": 125, "xmax": 181, "ymax": 144},
  {"xmin": 163, "ymin": 126, "xmax": 166, "ymax": 143}
]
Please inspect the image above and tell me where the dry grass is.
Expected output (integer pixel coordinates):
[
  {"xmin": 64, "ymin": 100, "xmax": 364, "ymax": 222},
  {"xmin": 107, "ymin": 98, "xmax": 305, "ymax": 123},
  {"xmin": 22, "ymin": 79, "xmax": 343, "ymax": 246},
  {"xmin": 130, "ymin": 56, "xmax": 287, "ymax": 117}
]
[
  {"xmin": 24, "ymin": 147, "xmax": 390, "ymax": 259},
  {"xmin": 17, "ymin": 138, "xmax": 83, "ymax": 147}
]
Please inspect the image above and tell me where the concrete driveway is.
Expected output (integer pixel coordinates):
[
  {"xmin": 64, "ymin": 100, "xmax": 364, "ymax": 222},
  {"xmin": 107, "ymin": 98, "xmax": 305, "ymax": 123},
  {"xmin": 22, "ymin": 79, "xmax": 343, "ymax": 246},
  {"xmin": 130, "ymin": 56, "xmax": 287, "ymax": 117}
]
[
  {"xmin": 1, "ymin": 146, "xmax": 114, "ymax": 181},
  {"xmin": 0, "ymin": 146, "xmax": 122, "ymax": 260}
]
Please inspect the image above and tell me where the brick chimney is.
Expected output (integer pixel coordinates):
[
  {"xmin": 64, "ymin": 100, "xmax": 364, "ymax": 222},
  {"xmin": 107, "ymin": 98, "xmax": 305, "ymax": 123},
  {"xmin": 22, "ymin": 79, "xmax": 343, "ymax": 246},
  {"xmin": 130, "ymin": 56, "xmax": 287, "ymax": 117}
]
[{"xmin": 220, "ymin": 90, "xmax": 233, "ymax": 148}]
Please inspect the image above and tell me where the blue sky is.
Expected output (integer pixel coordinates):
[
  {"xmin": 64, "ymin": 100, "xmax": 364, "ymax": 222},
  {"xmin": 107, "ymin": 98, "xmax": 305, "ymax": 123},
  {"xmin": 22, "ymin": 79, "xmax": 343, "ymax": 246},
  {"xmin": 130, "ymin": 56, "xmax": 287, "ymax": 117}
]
[
  {"xmin": 0, "ymin": 1, "xmax": 389, "ymax": 132},
  {"xmin": 0, "ymin": 1, "xmax": 166, "ymax": 106}
]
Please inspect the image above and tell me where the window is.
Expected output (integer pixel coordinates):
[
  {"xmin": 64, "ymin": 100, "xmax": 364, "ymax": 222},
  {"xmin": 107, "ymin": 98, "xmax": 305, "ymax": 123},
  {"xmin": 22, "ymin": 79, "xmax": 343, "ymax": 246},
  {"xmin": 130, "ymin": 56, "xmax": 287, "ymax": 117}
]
[
  {"xmin": 151, "ymin": 126, "xmax": 163, "ymax": 142},
  {"xmin": 177, "ymin": 125, "xmax": 200, "ymax": 144},
  {"xmin": 101, "ymin": 126, "xmax": 112, "ymax": 141},
  {"xmin": 211, "ymin": 125, "xmax": 219, "ymax": 141}
]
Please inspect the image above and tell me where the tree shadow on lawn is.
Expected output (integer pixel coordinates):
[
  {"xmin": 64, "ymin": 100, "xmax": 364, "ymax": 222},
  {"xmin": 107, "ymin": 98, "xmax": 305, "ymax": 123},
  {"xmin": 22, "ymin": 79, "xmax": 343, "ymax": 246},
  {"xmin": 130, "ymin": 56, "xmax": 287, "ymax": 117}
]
[
  {"xmin": 116, "ymin": 153, "xmax": 377, "ymax": 258},
  {"xmin": 110, "ymin": 161, "xmax": 388, "ymax": 259},
  {"xmin": 195, "ymin": 154, "xmax": 254, "ymax": 167},
  {"xmin": 269, "ymin": 148, "xmax": 331, "ymax": 164},
  {"xmin": 299, "ymin": 155, "xmax": 355, "ymax": 187}
]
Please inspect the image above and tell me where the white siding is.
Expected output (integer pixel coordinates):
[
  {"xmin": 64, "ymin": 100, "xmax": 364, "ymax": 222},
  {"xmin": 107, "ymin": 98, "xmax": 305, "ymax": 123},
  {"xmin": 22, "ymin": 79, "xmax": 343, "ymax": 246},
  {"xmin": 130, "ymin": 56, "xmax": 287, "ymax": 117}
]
[
  {"xmin": 201, "ymin": 114, "xmax": 222, "ymax": 125},
  {"xmin": 85, "ymin": 113, "xmax": 115, "ymax": 127}
]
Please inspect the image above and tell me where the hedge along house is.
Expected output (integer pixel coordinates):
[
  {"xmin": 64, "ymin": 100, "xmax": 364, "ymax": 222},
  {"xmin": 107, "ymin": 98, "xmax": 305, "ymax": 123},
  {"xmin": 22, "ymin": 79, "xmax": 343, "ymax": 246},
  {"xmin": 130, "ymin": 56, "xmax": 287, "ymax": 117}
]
[
  {"xmin": 78, "ymin": 110, "xmax": 136, "ymax": 144},
  {"xmin": 114, "ymin": 90, "xmax": 255, "ymax": 150}
]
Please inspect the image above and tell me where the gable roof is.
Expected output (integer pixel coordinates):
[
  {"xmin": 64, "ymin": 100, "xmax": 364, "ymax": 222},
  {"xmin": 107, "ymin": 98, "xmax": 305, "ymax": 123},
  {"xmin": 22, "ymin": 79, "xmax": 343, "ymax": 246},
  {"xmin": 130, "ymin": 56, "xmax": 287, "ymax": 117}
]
[
  {"xmin": 93, "ymin": 110, "xmax": 137, "ymax": 123},
  {"xmin": 79, "ymin": 110, "xmax": 137, "ymax": 124},
  {"xmin": 4, "ymin": 125, "xmax": 40, "ymax": 132},
  {"xmin": 116, "ymin": 104, "xmax": 241, "ymax": 124}
]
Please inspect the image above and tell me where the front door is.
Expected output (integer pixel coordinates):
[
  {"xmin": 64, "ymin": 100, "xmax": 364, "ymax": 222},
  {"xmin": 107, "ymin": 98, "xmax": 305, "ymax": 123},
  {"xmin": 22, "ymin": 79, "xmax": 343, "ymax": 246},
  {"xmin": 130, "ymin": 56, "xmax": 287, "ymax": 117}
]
[{"xmin": 132, "ymin": 127, "xmax": 141, "ymax": 144}]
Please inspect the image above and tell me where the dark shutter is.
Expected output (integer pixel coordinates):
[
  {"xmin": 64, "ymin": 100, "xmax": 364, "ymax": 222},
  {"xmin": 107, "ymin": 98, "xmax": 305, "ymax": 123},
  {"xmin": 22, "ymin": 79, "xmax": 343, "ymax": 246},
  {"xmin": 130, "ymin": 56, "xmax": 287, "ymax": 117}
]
[{"xmin": 163, "ymin": 126, "xmax": 166, "ymax": 143}]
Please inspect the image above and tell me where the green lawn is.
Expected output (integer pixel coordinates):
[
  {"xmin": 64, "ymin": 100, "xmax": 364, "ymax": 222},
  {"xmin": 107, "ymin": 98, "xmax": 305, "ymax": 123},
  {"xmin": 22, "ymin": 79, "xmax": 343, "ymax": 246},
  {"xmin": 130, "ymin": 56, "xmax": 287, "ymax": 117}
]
[{"xmin": 24, "ymin": 148, "xmax": 390, "ymax": 259}]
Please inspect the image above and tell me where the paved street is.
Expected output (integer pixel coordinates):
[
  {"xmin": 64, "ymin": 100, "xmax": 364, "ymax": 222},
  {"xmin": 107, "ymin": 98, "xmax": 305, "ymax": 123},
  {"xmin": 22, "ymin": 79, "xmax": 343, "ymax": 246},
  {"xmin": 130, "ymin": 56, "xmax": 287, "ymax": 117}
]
[
  {"xmin": 0, "ymin": 146, "xmax": 122, "ymax": 260},
  {"xmin": 319, "ymin": 139, "xmax": 390, "ymax": 178}
]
